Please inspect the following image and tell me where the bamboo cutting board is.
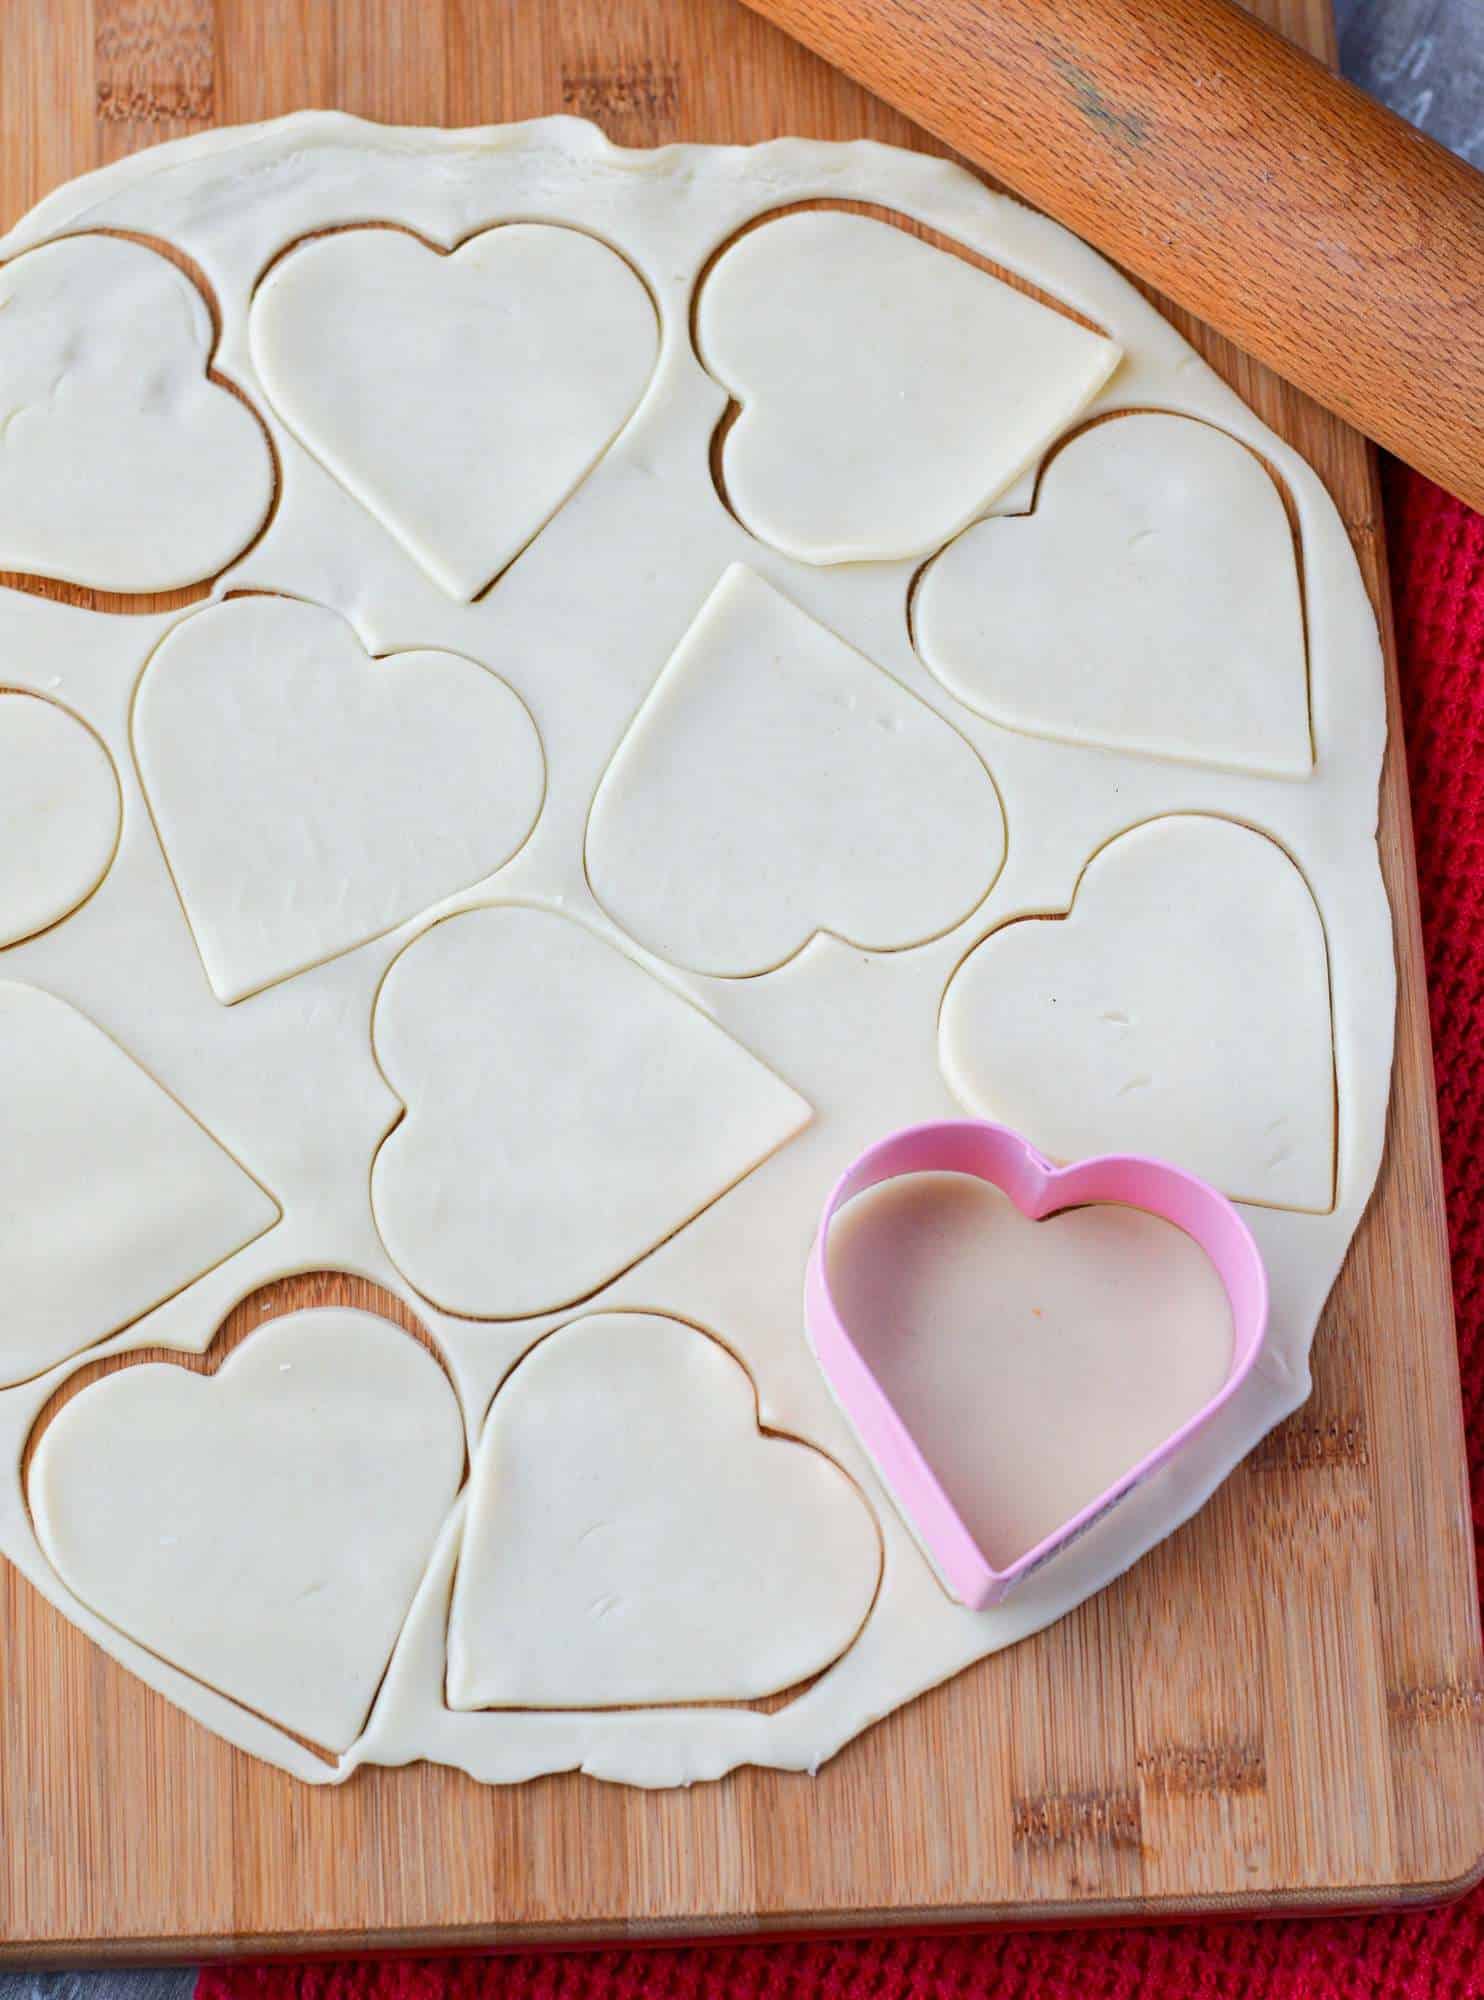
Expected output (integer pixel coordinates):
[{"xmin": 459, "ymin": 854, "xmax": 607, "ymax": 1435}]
[{"xmin": 2, "ymin": 0, "xmax": 1482, "ymax": 1961}]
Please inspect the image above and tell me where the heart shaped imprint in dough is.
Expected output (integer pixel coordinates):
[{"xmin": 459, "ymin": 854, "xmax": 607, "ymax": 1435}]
[
  {"xmin": 940, "ymin": 816, "xmax": 1335, "ymax": 1211},
  {"xmin": 134, "ymin": 595, "xmax": 544, "ymax": 1002},
  {"xmin": 915, "ymin": 413, "xmax": 1312, "ymax": 777},
  {"xmin": 0, "ymin": 692, "xmax": 120, "ymax": 947},
  {"xmin": 250, "ymin": 224, "xmax": 659, "ymax": 599},
  {"xmin": 371, "ymin": 906, "xmax": 811, "ymax": 1319},
  {"xmin": 586, "ymin": 564, "xmax": 1005, "ymax": 975},
  {"xmin": 696, "ymin": 210, "xmax": 1121, "ymax": 564},
  {"xmin": 29, "ymin": 1308, "xmax": 464, "ymax": 1752},
  {"xmin": 0, "ymin": 983, "xmax": 279, "ymax": 1387},
  {"xmin": 446, "ymin": 1312, "xmax": 880, "ymax": 1708},
  {"xmin": 0, "ymin": 236, "xmax": 273, "ymax": 592},
  {"xmin": 827, "ymin": 1172, "xmax": 1235, "ymax": 1573}
]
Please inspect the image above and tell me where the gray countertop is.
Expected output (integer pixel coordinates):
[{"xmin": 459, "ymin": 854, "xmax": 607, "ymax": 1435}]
[
  {"xmin": 6, "ymin": 0, "xmax": 1481, "ymax": 1988},
  {"xmin": 1338, "ymin": 0, "xmax": 1484, "ymax": 163}
]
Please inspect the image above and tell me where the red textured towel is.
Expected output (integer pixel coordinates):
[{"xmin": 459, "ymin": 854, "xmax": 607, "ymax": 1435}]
[{"xmin": 198, "ymin": 461, "xmax": 1484, "ymax": 2000}]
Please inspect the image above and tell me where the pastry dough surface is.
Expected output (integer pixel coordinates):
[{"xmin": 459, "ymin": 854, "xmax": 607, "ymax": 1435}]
[
  {"xmin": 134, "ymin": 594, "xmax": 545, "ymax": 1001},
  {"xmin": 250, "ymin": 223, "xmax": 659, "ymax": 598},
  {"xmin": 370, "ymin": 904, "xmax": 811, "ymax": 1318},
  {"xmin": 586, "ymin": 563, "xmax": 1005, "ymax": 975},
  {"xmin": 941, "ymin": 816, "xmax": 1337, "ymax": 1211},
  {"xmin": 697, "ymin": 209, "xmax": 1121, "ymax": 563},
  {"xmin": 0, "ymin": 692, "xmax": 119, "ymax": 947},
  {"xmin": 915, "ymin": 413, "xmax": 1313, "ymax": 777},
  {"xmin": 0, "ymin": 234, "xmax": 273, "ymax": 590},
  {"xmin": 31, "ymin": 1308, "xmax": 464, "ymax": 1750},
  {"xmin": 0, "ymin": 982, "xmax": 279, "ymax": 1388},
  {"xmin": 446, "ymin": 1312, "xmax": 881, "ymax": 1709},
  {"xmin": 0, "ymin": 116, "xmax": 1392, "ymax": 1791}
]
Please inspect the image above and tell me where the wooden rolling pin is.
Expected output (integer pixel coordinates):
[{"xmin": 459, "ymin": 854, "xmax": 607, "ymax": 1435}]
[{"xmin": 739, "ymin": 0, "xmax": 1484, "ymax": 514}]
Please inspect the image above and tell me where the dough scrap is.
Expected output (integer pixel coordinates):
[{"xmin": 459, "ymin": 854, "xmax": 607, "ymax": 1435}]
[
  {"xmin": 697, "ymin": 209, "xmax": 1121, "ymax": 564},
  {"xmin": 940, "ymin": 816, "xmax": 1336, "ymax": 1210},
  {"xmin": 250, "ymin": 224, "xmax": 659, "ymax": 599},
  {"xmin": 586, "ymin": 564, "xmax": 1005, "ymax": 976},
  {"xmin": 447, "ymin": 1311, "xmax": 880, "ymax": 1708},
  {"xmin": 0, "ymin": 692, "xmax": 119, "ymax": 946},
  {"xmin": 29, "ymin": 1308, "xmax": 464, "ymax": 1751},
  {"xmin": 371, "ymin": 905, "xmax": 812, "ymax": 1318},
  {"xmin": 134, "ymin": 594, "xmax": 544, "ymax": 1002},
  {"xmin": 0, "ymin": 982, "xmax": 279, "ymax": 1386},
  {"xmin": 915, "ymin": 413, "xmax": 1312, "ymax": 777},
  {"xmin": 0, "ymin": 235, "xmax": 273, "ymax": 592}
]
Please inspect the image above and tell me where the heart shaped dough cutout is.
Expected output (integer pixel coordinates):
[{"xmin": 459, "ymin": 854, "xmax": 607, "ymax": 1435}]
[
  {"xmin": 0, "ymin": 235, "xmax": 273, "ymax": 592},
  {"xmin": 827, "ymin": 1172, "xmax": 1234, "ymax": 1572},
  {"xmin": 586, "ymin": 564, "xmax": 1005, "ymax": 975},
  {"xmin": 371, "ymin": 905, "xmax": 811, "ymax": 1319},
  {"xmin": 697, "ymin": 210, "xmax": 1121, "ymax": 564},
  {"xmin": 0, "ymin": 983, "xmax": 279, "ymax": 1387},
  {"xmin": 250, "ymin": 224, "xmax": 659, "ymax": 599},
  {"xmin": 915, "ymin": 413, "xmax": 1312, "ymax": 777},
  {"xmin": 941, "ymin": 816, "xmax": 1335, "ymax": 1210},
  {"xmin": 446, "ymin": 1312, "xmax": 880, "ymax": 1708},
  {"xmin": 134, "ymin": 594, "xmax": 544, "ymax": 1002},
  {"xmin": 29, "ymin": 1308, "xmax": 464, "ymax": 1752},
  {"xmin": 0, "ymin": 692, "xmax": 120, "ymax": 946}
]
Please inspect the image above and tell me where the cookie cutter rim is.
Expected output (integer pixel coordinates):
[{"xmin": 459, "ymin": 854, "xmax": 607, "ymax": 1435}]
[{"xmin": 804, "ymin": 1118, "xmax": 1270, "ymax": 1610}]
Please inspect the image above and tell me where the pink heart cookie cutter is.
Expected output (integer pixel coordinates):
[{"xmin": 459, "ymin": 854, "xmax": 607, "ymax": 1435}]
[{"xmin": 804, "ymin": 1119, "xmax": 1269, "ymax": 1609}]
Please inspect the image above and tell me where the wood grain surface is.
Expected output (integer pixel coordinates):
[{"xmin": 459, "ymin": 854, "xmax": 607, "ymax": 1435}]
[
  {"xmin": 738, "ymin": 0, "xmax": 1484, "ymax": 520},
  {"xmin": 1, "ymin": 0, "xmax": 1481, "ymax": 1961}
]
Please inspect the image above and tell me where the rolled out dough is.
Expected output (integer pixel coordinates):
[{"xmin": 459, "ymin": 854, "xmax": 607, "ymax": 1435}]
[
  {"xmin": 915, "ymin": 412, "xmax": 1313, "ymax": 777},
  {"xmin": 940, "ymin": 816, "xmax": 1336, "ymax": 1212},
  {"xmin": 586, "ymin": 563, "xmax": 1005, "ymax": 976},
  {"xmin": 697, "ymin": 208, "xmax": 1122, "ymax": 563},
  {"xmin": 30, "ymin": 1308, "xmax": 465, "ymax": 1751},
  {"xmin": 447, "ymin": 1312, "xmax": 881, "ymax": 1709},
  {"xmin": 370, "ymin": 904, "xmax": 812, "ymax": 1318},
  {"xmin": 0, "ymin": 982, "xmax": 280, "ymax": 1388},
  {"xmin": 250, "ymin": 223, "xmax": 659, "ymax": 599},
  {"xmin": 0, "ymin": 234, "xmax": 273, "ymax": 591},
  {"xmin": 134, "ymin": 593, "xmax": 545, "ymax": 1002},
  {"xmin": 0, "ymin": 691, "xmax": 119, "ymax": 947},
  {"xmin": 0, "ymin": 116, "xmax": 1391, "ymax": 1793}
]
